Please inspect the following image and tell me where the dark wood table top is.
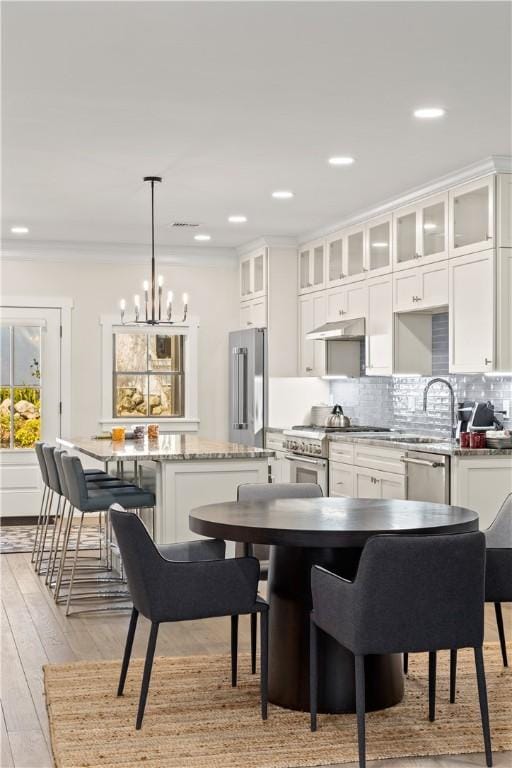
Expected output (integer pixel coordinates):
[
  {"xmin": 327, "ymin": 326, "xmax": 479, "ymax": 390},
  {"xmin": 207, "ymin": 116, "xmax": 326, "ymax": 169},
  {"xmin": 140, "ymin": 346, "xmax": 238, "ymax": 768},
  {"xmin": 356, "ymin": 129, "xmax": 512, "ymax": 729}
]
[{"xmin": 189, "ymin": 497, "xmax": 479, "ymax": 548}]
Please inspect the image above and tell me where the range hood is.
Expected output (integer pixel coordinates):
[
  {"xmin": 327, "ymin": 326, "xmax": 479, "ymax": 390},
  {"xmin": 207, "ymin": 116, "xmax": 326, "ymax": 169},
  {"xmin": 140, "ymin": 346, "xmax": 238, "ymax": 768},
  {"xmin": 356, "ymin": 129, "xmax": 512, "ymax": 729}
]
[{"xmin": 306, "ymin": 317, "xmax": 365, "ymax": 340}]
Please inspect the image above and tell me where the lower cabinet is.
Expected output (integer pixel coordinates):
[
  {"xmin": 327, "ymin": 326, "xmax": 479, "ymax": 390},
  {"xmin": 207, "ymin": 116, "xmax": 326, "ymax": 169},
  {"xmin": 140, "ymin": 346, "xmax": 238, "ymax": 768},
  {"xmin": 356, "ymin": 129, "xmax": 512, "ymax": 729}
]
[
  {"xmin": 329, "ymin": 462, "xmax": 354, "ymax": 497},
  {"xmin": 268, "ymin": 449, "xmax": 291, "ymax": 484},
  {"xmin": 451, "ymin": 455, "xmax": 512, "ymax": 529},
  {"xmin": 353, "ymin": 466, "xmax": 406, "ymax": 500}
]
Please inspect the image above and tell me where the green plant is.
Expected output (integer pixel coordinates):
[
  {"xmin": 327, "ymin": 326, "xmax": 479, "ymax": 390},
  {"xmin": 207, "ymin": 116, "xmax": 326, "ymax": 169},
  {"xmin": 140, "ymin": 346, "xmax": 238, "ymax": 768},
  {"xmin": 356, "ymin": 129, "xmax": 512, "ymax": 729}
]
[{"xmin": 14, "ymin": 418, "xmax": 40, "ymax": 448}]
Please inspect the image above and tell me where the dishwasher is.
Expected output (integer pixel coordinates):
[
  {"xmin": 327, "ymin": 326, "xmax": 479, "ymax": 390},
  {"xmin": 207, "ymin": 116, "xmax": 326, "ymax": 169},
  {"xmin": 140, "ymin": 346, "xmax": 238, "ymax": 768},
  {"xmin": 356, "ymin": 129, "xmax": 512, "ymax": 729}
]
[{"xmin": 401, "ymin": 450, "xmax": 450, "ymax": 504}]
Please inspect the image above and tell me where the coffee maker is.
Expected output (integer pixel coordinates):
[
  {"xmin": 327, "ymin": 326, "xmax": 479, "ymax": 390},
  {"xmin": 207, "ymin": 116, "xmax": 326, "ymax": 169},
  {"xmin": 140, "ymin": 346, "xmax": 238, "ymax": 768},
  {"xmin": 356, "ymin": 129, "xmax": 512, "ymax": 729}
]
[
  {"xmin": 468, "ymin": 400, "xmax": 504, "ymax": 432},
  {"xmin": 456, "ymin": 400, "xmax": 475, "ymax": 440}
]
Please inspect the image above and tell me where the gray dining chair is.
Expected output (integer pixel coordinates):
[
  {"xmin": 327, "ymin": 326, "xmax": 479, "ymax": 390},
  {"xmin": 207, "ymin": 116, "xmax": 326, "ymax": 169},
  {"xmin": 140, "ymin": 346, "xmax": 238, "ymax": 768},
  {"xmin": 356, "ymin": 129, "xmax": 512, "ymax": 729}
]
[
  {"xmin": 235, "ymin": 482, "xmax": 323, "ymax": 673},
  {"xmin": 310, "ymin": 532, "xmax": 492, "ymax": 768},
  {"xmin": 110, "ymin": 504, "xmax": 269, "ymax": 729}
]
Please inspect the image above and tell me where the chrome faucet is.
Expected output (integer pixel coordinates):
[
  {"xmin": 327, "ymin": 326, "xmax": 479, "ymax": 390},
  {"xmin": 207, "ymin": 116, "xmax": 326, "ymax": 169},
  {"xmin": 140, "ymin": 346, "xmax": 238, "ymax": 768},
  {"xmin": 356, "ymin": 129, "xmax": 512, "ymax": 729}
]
[{"xmin": 423, "ymin": 377, "xmax": 456, "ymax": 440}]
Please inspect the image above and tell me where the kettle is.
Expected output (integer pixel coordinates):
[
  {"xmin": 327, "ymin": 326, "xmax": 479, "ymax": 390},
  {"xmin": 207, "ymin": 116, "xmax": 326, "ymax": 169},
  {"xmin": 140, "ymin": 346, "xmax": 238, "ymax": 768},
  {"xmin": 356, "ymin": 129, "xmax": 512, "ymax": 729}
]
[{"xmin": 325, "ymin": 404, "xmax": 350, "ymax": 428}]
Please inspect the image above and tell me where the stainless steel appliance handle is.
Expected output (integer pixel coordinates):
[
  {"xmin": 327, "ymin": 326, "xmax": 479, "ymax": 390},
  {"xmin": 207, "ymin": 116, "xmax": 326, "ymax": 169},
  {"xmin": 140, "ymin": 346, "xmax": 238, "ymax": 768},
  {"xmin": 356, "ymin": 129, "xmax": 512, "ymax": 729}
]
[
  {"xmin": 400, "ymin": 456, "xmax": 443, "ymax": 469},
  {"xmin": 232, "ymin": 347, "xmax": 248, "ymax": 430},
  {"xmin": 284, "ymin": 454, "xmax": 325, "ymax": 466}
]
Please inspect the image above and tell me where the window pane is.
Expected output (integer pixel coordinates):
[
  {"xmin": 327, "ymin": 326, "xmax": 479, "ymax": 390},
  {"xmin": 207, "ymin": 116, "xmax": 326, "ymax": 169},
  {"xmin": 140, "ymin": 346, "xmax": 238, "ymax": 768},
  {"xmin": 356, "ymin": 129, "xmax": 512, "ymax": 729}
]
[
  {"xmin": 114, "ymin": 333, "xmax": 147, "ymax": 372},
  {"xmin": 13, "ymin": 387, "xmax": 41, "ymax": 448},
  {"xmin": 149, "ymin": 334, "xmax": 184, "ymax": 372},
  {"xmin": 115, "ymin": 375, "xmax": 148, "ymax": 417},
  {"xmin": 13, "ymin": 326, "xmax": 41, "ymax": 386},
  {"xmin": 149, "ymin": 375, "xmax": 184, "ymax": 417},
  {"xmin": 0, "ymin": 386, "xmax": 11, "ymax": 448},
  {"xmin": 1, "ymin": 326, "xmax": 10, "ymax": 385}
]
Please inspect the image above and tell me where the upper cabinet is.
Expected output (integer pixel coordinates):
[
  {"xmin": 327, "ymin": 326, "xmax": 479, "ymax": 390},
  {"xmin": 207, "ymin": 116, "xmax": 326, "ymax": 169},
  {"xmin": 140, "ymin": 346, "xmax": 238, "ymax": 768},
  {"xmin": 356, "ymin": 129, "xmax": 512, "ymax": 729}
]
[
  {"xmin": 298, "ymin": 239, "xmax": 325, "ymax": 294},
  {"xmin": 323, "ymin": 215, "xmax": 392, "ymax": 290},
  {"xmin": 326, "ymin": 231, "xmax": 345, "ymax": 286},
  {"xmin": 298, "ymin": 291, "xmax": 327, "ymax": 376},
  {"xmin": 240, "ymin": 247, "xmax": 267, "ymax": 301},
  {"xmin": 393, "ymin": 192, "xmax": 448, "ymax": 271},
  {"xmin": 366, "ymin": 214, "xmax": 392, "ymax": 277},
  {"xmin": 449, "ymin": 176, "xmax": 495, "ymax": 257}
]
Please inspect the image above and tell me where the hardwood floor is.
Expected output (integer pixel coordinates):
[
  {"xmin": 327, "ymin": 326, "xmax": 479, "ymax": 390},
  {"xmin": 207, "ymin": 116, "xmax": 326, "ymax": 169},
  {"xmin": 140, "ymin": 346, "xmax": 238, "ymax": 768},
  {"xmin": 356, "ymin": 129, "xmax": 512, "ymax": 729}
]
[{"xmin": 0, "ymin": 551, "xmax": 510, "ymax": 768}]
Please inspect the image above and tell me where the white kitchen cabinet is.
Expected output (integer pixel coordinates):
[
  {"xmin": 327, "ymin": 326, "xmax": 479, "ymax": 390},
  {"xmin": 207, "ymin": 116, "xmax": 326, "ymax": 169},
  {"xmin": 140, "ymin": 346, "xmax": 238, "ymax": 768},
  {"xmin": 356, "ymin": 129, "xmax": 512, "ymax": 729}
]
[
  {"xmin": 449, "ymin": 250, "xmax": 494, "ymax": 373},
  {"xmin": 449, "ymin": 175, "xmax": 495, "ymax": 257},
  {"xmin": 365, "ymin": 274, "xmax": 393, "ymax": 375},
  {"xmin": 497, "ymin": 173, "xmax": 512, "ymax": 247},
  {"xmin": 451, "ymin": 455, "xmax": 512, "ymax": 530},
  {"xmin": 326, "ymin": 230, "xmax": 345, "ymax": 286},
  {"xmin": 329, "ymin": 462, "xmax": 354, "ymax": 497},
  {"xmin": 239, "ymin": 296, "xmax": 267, "ymax": 329},
  {"xmin": 298, "ymin": 239, "xmax": 325, "ymax": 294},
  {"xmin": 326, "ymin": 281, "xmax": 367, "ymax": 323},
  {"xmin": 393, "ymin": 261, "xmax": 448, "ymax": 313},
  {"xmin": 240, "ymin": 247, "xmax": 267, "ymax": 301},
  {"xmin": 266, "ymin": 431, "xmax": 292, "ymax": 483},
  {"xmin": 353, "ymin": 467, "xmax": 381, "ymax": 498},
  {"xmin": 345, "ymin": 223, "xmax": 366, "ymax": 283},
  {"xmin": 298, "ymin": 291, "xmax": 327, "ymax": 376},
  {"xmin": 497, "ymin": 247, "xmax": 512, "ymax": 370},
  {"xmin": 379, "ymin": 471, "xmax": 406, "ymax": 500},
  {"xmin": 367, "ymin": 214, "xmax": 392, "ymax": 276},
  {"xmin": 393, "ymin": 192, "xmax": 448, "ymax": 271}
]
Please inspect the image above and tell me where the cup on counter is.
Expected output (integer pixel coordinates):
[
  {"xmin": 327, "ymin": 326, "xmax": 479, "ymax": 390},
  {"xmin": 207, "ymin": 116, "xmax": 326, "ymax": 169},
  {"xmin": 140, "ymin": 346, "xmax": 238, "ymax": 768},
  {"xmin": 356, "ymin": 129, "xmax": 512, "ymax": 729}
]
[
  {"xmin": 133, "ymin": 424, "xmax": 145, "ymax": 440},
  {"xmin": 460, "ymin": 432, "xmax": 470, "ymax": 448},
  {"xmin": 469, "ymin": 431, "xmax": 486, "ymax": 449},
  {"xmin": 148, "ymin": 423, "xmax": 159, "ymax": 440},
  {"xmin": 111, "ymin": 426, "xmax": 126, "ymax": 442}
]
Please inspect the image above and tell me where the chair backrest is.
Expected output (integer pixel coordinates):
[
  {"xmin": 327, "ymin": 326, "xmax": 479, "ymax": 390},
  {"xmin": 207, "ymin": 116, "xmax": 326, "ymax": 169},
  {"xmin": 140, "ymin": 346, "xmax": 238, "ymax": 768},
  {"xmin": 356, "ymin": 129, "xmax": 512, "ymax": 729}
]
[
  {"xmin": 61, "ymin": 454, "xmax": 90, "ymax": 509},
  {"xmin": 109, "ymin": 504, "xmax": 176, "ymax": 618},
  {"xmin": 485, "ymin": 493, "xmax": 512, "ymax": 549},
  {"xmin": 237, "ymin": 482, "xmax": 323, "ymax": 503},
  {"xmin": 34, "ymin": 441, "xmax": 49, "ymax": 486},
  {"xmin": 42, "ymin": 444, "xmax": 61, "ymax": 495},
  {"xmin": 355, "ymin": 532, "xmax": 485, "ymax": 654},
  {"xmin": 53, "ymin": 449, "xmax": 69, "ymax": 499}
]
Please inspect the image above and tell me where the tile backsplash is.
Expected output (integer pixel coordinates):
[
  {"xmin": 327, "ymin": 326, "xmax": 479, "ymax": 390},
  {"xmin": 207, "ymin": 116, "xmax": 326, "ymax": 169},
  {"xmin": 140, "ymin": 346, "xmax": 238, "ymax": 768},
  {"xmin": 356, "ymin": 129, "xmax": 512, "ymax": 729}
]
[{"xmin": 330, "ymin": 314, "xmax": 512, "ymax": 436}]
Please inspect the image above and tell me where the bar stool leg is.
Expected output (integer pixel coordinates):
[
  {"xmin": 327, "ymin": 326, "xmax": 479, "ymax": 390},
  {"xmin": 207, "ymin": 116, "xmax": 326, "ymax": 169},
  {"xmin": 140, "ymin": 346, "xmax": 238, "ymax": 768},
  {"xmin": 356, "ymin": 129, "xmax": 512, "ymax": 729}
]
[
  {"xmin": 47, "ymin": 499, "xmax": 67, "ymax": 589},
  {"xmin": 36, "ymin": 490, "xmax": 54, "ymax": 573},
  {"xmin": 44, "ymin": 497, "xmax": 61, "ymax": 582},
  {"xmin": 31, "ymin": 486, "xmax": 48, "ymax": 564},
  {"xmin": 54, "ymin": 504, "xmax": 75, "ymax": 603},
  {"xmin": 66, "ymin": 510, "xmax": 85, "ymax": 616}
]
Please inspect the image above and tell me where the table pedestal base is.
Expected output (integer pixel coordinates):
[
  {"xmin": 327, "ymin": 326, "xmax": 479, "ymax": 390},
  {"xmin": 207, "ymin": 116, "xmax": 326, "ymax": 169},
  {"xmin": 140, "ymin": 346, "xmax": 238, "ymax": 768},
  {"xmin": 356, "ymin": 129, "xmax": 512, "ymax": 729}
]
[{"xmin": 267, "ymin": 544, "xmax": 404, "ymax": 714}]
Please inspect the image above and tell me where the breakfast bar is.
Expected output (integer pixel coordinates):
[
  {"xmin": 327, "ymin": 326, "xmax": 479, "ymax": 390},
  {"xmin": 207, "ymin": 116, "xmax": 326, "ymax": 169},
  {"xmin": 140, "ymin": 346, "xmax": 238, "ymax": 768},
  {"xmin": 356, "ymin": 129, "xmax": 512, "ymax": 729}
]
[{"xmin": 57, "ymin": 435, "xmax": 274, "ymax": 544}]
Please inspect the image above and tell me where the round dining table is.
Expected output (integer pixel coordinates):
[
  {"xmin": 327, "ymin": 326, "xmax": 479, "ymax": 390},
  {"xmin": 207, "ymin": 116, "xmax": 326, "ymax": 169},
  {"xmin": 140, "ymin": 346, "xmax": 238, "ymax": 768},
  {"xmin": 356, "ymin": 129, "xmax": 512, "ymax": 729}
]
[{"xmin": 189, "ymin": 497, "xmax": 479, "ymax": 715}]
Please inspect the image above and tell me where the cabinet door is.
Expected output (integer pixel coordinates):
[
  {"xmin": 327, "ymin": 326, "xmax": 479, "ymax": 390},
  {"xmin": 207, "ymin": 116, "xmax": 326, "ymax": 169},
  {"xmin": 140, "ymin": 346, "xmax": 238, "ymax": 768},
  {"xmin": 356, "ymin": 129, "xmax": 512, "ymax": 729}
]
[
  {"xmin": 251, "ymin": 297, "xmax": 267, "ymax": 328},
  {"xmin": 329, "ymin": 463, "xmax": 354, "ymax": 497},
  {"xmin": 240, "ymin": 257, "xmax": 252, "ymax": 299},
  {"xmin": 367, "ymin": 215, "xmax": 392, "ymax": 275},
  {"xmin": 345, "ymin": 225, "xmax": 366, "ymax": 282},
  {"xmin": 240, "ymin": 301, "xmax": 253, "ymax": 328},
  {"xmin": 353, "ymin": 467, "xmax": 381, "ymax": 498},
  {"xmin": 449, "ymin": 250, "xmax": 494, "ymax": 373},
  {"xmin": 345, "ymin": 280, "xmax": 367, "ymax": 319},
  {"xmin": 327, "ymin": 286, "xmax": 345, "ymax": 323},
  {"xmin": 449, "ymin": 176, "xmax": 495, "ymax": 257},
  {"xmin": 497, "ymin": 247, "xmax": 512, "ymax": 370},
  {"xmin": 299, "ymin": 293, "xmax": 327, "ymax": 376},
  {"xmin": 379, "ymin": 471, "xmax": 406, "ymax": 500},
  {"xmin": 393, "ymin": 268, "xmax": 421, "ymax": 312},
  {"xmin": 312, "ymin": 242, "xmax": 325, "ymax": 289},
  {"xmin": 326, "ymin": 231, "xmax": 345, "ymax": 286},
  {"xmin": 252, "ymin": 250, "xmax": 267, "ymax": 298},
  {"xmin": 419, "ymin": 261, "xmax": 448, "ymax": 309},
  {"xmin": 394, "ymin": 204, "xmax": 419, "ymax": 268},
  {"xmin": 420, "ymin": 193, "xmax": 448, "ymax": 262},
  {"xmin": 298, "ymin": 246, "xmax": 312, "ymax": 293},
  {"xmin": 366, "ymin": 275, "xmax": 393, "ymax": 375}
]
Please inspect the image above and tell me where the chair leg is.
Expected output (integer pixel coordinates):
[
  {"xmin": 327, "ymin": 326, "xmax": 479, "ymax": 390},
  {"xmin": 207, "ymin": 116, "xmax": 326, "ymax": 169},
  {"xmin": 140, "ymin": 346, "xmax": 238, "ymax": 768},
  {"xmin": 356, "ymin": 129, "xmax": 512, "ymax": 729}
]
[
  {"xmin": 31, "ymin": 486, "xmax": 47, "ymax": 563},
  {"xmin": 355, "ymin": 654, "xmax": 366, "ymax": 768},
  {"xmin": 136, "ymin": 622, "xmax": 159, "ymax": 730},
  {"xmin": 54, "ymin": 504, "xmax": 74, "ymax": 603},
  {"xmin": 250, "ymin": 612, "xmax": 257, "ymax": 674},
  {"xmin": 45, "ymin": 497, "xmax": 61, "ymax": 584},
  {"xmin": 309, "ymin": 616, "xmax": 318, "ymax": 732},
  {"xmin": 474, "ymin": 646, "xmax": 493, "ymax": 767},
  {"xmin": 260, "ymin": 611, "xmax": 268, "ymax": 721},
  {"xmin": 403, "ymin": 652, "xmax": 408, "ymax": 675},
  {"xmin": 36, "ymin": 490, "xmax": 54, "ymax": 573},
  {"xmin": 231, "ymin": 615, "xmax": 239, "ymax": 687},
  {"xmin": 117, "ymin": 607, "xmax": 139, "ymax": 696},
  {"xmin": 428, "ymin": 651, "xmax": 436, "ymax": 722},
  {"xmin": 494, "ymin": 603, "xmax": 508, "ymax": 667},
  {"xmin": 65, "ymin": 511, "xmax": 85, "ymax": 616},
  {"xmin": 47, "ymin": 499, "xmax": 67, "ymax": 589},
  {"xmin": 450, "ymin": 649, "xmax": 457, "ymax": 703}
]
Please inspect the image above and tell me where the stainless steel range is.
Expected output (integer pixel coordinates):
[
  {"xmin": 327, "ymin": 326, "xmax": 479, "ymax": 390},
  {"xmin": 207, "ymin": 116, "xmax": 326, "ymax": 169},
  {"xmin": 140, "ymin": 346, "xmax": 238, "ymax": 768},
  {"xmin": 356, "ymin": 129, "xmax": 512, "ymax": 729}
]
[{"xmin": 282, "ymin": 425, "xmax": 391, "ymax": 494}]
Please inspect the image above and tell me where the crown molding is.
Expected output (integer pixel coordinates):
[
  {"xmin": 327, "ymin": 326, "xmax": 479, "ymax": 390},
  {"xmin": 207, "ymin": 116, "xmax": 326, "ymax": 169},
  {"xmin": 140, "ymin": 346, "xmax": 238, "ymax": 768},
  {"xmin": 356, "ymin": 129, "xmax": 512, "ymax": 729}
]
[
  {"xmin": 299, "ymin": 155, "xmax": 512, "ymax": 245},
  {"xmin": 0, "ymin": 238, "xmax": 237, "ymax": 267},
  {"xmin": 236, "ymin": 235, "xmax": 297, "ymax": 257}
]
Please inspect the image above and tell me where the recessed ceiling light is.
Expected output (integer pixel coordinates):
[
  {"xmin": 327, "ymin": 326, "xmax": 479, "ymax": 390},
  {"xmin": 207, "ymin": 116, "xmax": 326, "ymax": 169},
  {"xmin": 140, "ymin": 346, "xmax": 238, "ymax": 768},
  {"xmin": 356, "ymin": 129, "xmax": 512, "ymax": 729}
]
[
  {"xmin": 423, "ymin": 222, "xmax": 437, "ymax": 231},
  {"xmin": 414, "ymin": 107, "xmax": 445, "ymax": 119},
  {"xmin": 328, "ymin": 156, "xmax": 355, "ymax": 166},
  {"xmin": 372, "ymin": 241, "xmax": 388, "ymax": 248},
  {"xmin": 272, "ymin": 190, "xmax": 294, "ymax": 199},
  {"xmin": 228, "ymin": 215, "xmax": 247, "ymax": 223},
  {"xmin": 194, "ymin": 234, "xmax": 211, "ymax": 241},
  {"xmin": 10, "ymin": 226, "xmax": 29, "ymax": 234}
]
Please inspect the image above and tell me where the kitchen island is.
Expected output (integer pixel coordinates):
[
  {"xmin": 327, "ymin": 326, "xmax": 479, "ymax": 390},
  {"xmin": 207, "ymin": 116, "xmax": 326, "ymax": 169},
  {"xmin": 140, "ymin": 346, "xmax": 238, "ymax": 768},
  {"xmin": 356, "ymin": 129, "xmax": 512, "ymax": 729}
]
[{"xmin": 57, "ymin": 435, "xmax": 274, "ymax": 544}]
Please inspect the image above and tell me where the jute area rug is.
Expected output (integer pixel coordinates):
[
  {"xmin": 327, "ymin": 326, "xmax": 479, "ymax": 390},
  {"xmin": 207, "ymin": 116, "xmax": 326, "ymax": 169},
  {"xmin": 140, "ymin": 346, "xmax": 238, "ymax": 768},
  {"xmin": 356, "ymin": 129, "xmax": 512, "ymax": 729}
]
[{"xmin": 44, "ymin": 643, "xmax": 511, "ymax": 768}]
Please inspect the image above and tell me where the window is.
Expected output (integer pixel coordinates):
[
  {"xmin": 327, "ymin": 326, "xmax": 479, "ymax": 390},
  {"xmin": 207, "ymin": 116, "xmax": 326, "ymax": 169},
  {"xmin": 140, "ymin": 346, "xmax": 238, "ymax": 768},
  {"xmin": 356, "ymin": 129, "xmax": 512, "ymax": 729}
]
[
  {"xmin": 1, "ymin": 324, "xmax": 41, "ymax": 448},
  {"xmin": 113, "ymin": 331, "xmax": 185, "ymax": 418}
]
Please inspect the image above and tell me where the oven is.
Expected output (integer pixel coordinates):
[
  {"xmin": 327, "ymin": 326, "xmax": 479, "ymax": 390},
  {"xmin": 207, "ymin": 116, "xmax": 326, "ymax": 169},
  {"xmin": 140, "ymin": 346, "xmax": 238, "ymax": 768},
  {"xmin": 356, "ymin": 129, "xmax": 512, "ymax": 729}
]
[{"xmin": 284, "ymin": 453, "xmax": 329, "ymax": 495}]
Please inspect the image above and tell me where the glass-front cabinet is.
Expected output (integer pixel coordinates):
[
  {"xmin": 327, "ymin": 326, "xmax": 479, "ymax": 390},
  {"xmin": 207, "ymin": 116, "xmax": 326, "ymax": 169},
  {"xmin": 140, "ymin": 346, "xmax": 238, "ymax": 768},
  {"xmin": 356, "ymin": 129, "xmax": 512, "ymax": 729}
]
[
  {"xmin": 113, "ymin": 331, "xmax": 185, "ymax": 418},
  {"xmin": 367, "ymin": 214, "xmax": 392, "ymax": 275},
  {"xmin": 345, "ymin": 224, "xmax": 366, "ymax": 282},
  {"xmin": 449, "ymin": 176, "xmax": 495, "ymax": 257},
  {"xmin": 393, "ymin": 192, "xmax": 448, "ymax": 270},
  {"xmin": 239, "ymin": 248, "xmax": 267, "ymax": 301},
  {"xmin": 298, "ymin": 239, "xmax": 325, "ymax": 294},
  {"xmin": 326, "ymin": 231, "xmax": 344, "ymax": 287}
]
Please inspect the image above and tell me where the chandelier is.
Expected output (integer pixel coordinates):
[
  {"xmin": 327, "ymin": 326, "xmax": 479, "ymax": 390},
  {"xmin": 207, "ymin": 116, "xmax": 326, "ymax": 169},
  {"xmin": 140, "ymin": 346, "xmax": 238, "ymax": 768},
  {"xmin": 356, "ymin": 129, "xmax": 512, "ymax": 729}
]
[{"xmin": 119, "ymin": 176, "xmax": 188, "ymax": 325}]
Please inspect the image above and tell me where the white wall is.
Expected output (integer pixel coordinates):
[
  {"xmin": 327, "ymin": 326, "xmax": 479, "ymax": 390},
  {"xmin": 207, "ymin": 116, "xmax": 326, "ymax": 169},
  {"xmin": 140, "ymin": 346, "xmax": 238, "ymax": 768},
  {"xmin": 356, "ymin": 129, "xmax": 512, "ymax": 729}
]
[
  {"xmin": 1, "ymin": 256, "xmax": 239, "ymax": 441},
  {"xmin": 268, "ymin": 377, "xmax": 330, "ymax": 429}
]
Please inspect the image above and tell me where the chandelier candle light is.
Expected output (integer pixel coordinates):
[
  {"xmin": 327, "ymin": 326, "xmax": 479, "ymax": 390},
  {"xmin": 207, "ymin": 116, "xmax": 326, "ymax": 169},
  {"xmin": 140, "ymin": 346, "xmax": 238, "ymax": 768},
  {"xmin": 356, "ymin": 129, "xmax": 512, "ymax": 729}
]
[{"xmin": 119, "ymin": 176, "xmax": 189, "ymax": 325}]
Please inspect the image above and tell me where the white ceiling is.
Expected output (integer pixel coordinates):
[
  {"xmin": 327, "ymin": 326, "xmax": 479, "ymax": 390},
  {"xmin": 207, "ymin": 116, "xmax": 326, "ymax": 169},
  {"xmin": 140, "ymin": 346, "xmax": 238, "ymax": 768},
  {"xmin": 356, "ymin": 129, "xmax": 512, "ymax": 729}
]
[{"xmin": 2, "ymin": 1, "xmax": 511, "ymax": 252}]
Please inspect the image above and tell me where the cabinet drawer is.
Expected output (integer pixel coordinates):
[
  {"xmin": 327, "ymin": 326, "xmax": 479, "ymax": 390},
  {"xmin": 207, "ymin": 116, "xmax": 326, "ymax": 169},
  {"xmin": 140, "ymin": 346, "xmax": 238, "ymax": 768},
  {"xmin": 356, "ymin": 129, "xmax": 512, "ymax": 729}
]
[
  {"xmin": 353, "ymin": 444, "xmax": 406, "ymax": 475},
  {"xmin": 329, "ymin": 462, "xmax": 354, "ymax": 497},
  {"xmin": 329, "ymin": 441, "xmax": 354, "ymax": 464}
]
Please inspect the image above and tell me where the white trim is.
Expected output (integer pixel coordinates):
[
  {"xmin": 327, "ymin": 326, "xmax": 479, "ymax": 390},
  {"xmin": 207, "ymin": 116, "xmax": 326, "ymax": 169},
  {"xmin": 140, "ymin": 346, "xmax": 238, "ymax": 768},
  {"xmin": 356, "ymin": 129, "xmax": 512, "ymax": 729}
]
[
  {"xmin": 237, "ymin": 236, "xmax": 297, "ymax": 256},
  {"xmin": 300, "ymin": 155, "xmax": 512, "ymax": 246},
  {"xmin": 0, "ymin": 295, "xmax": 73, "ymax": 438},
  {"xmin": 99, "ymin": 314, "xmax": 200, "ymax": 431}
]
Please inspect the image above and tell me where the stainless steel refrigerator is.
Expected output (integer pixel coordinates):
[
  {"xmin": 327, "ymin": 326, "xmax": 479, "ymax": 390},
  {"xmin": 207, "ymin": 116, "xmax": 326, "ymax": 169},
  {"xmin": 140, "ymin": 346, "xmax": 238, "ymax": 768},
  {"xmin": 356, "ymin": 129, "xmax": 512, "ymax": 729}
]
[{"xmin": 228, "ymin": 327, "xmax": 267, "ymax": 447}]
